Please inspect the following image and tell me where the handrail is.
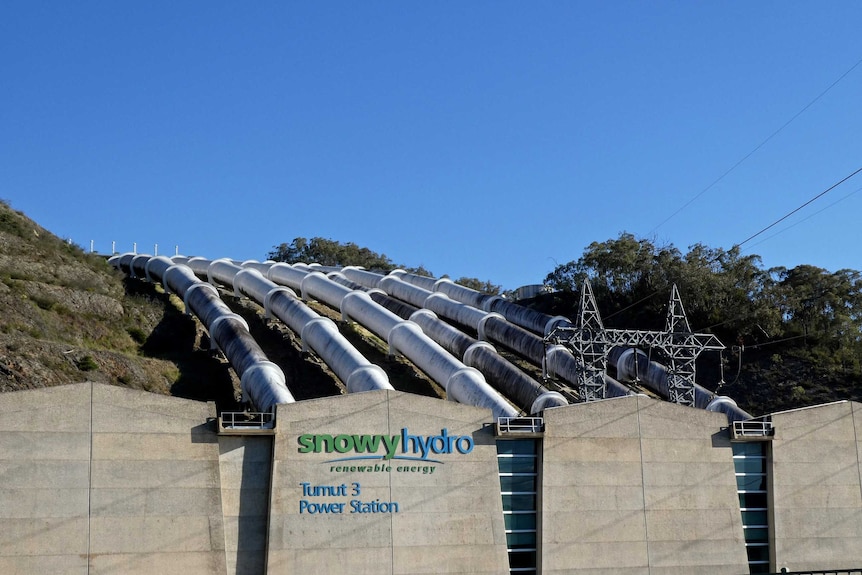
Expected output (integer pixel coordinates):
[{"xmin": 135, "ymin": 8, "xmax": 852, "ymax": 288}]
[
  {"xmin": 769, "ymin": 569, "xmax": 862, "ymax": 575},
  {"xmin": 732, "ymin": 418, "xmax": 775, "ymax": 440},
  {"xmin": 497, "ymin": 416, "xmax": 544, "ymax": 434},
  {"xmin": 220, "ymin": 411, "xmax": 275, "ymax": 430}
]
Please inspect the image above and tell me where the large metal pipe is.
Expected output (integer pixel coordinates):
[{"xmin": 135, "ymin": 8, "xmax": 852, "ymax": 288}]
[
  {"xmin": 327, "ymin": 273, "xmax": 567, "ymax": 414},
  {"xmin": 390, "ymin": 269, "xmax": 572, "ymax": 336},
  {"xmin": 175, "ymin": 257, "xmax": 393, "ymax": 394},
  {"xmin": 609, "ymin": 347, "xmax": 750, "ymax": 421},
  {"xmin": 249, "ymin": 263, "xmax": 518, "ymax": 418},
  {"xmin": 383, "ymin": 270, "xmax": 754, "ymax": 417},
  {"xmin": 110, "ymin": 254, "xmax": 294, "ymax": 412},
  {"xmin": 342, "ymin": 269, "xmax": 632, "ymax": 401}
]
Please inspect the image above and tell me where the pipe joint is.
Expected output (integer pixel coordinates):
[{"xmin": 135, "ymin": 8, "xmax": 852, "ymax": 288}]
[
  {"xmin": 481, "ymin": 295, "xmax": 504, "ymax": 313},
  {"xmin": 477, "ymin": 312, "xmax": 505, "ymax": 341},
  {"xmin": 207, "ymin": 258, "xmax": 232, "ymax": 286},
  {"xmin": 182, "ymin": 282, "xmax": 219, "ymax": 315},
  {"xmin": 408, "ymin": 309, "xmax": 438, "ymax": 323},
  {"xmin": 300, "ymin": 317, "xmax": 337, "ymax": 354},
  {"xmin": 387, "ymin": 320, "xmax": 423, "ymax": 357},
  {"xmin": 263, "ymin": 286, "xmax": 296, "ymax": 319},
  {"xmin": 432, "ymin": 277, "xmax": 454, "ymax": 291},
  {"xmin": 544, "ymin": 315, "xmax": 571, "ymax": 337},
  {"xmin": 463, "ymin": 341, "xmax": 495, "ymax": 367},
  {"xmin": 233, "ymin": 268, "xmax": 263, "ymax": 299},
  {"xmin": 530, "ymin": 391, "xmax": 568, "ymax": 414},
  {"xmin": 267, "ymin": 262, "xmax": 293, "ymax": 282},
  {"xmin": 209, "ymin": 313, "xmax": 250, "ymax": 350},
  {"xmin": 346, "ymin": 364, "xmax": 392, "ymax": 393}
]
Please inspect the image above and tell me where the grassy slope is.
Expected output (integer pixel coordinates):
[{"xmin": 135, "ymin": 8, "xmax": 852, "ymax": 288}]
[{"xmin": 0, "ymin": 200, "xmax": 441, "ymax": 411}]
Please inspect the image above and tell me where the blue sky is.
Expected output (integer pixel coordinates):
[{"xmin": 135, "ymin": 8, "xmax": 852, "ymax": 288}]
[{"xmin": 2, "ymin": 2, "xmax": 860, "ymax": 290}]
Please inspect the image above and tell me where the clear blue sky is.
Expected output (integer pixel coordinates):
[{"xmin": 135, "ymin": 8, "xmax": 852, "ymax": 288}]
[{"xmin": 2, "ymin": 2, "xmax": 860, "ymax": 289}]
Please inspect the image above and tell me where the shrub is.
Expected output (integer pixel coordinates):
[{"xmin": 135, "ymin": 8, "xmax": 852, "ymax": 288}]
[{"xmin": 76, "ymin": 355, "xmax": 98, "ymax": 371}]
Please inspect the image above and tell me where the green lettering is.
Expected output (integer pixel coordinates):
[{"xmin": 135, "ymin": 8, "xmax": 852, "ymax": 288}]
[
  {"xmin": 381, "ymin": 434, "xmax": 400, "ymax": 460},
  {"xmin": 297, "ymin": 434, "xmax": 315, "ymax": 453}
]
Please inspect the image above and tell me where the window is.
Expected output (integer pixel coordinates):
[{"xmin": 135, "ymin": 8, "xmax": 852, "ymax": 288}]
[
  {"xmin": 497, "ymin": 439, "xmax": 539, "ymax": 575},
  {"xmin": 733, "ymin": 441, "xmax": 770, "ymax": 574}
]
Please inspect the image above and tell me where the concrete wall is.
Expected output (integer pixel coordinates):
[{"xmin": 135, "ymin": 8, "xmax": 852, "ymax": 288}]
[
  {"xmin": 5, "ymin": 383, "xmax": 862, "ymax": 574},
  {"xmin": 0, "ymin": 383, "xmax": 91, "ymax": 574},
  {"xmin": 0, "ymin": 383, "xmax": 228, "ymax": 575},
  {"xmin": 267, "ymin": 390, "xmax": 510, "ymax": 574},
  {"xmin": 770, "ymin": 401, "xmax": 862, "ymax": 571},
  {"xmin": 541, "ymin": 395, "xmax": 749, "ymax": 575}
]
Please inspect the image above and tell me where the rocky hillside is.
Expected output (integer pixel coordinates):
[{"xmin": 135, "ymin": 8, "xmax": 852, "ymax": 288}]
[{"xmin": 0, "ymin": 200, "xmax": 441, "ymax": 412}]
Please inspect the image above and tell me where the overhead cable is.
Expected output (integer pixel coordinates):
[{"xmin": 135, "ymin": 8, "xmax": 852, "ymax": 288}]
[
  {"xmin": 649, "ymin": 55, "xmax": 862, "ymax": 234},
  {"xmin": 734, "ymin": 166, "xmax": 862, "ymax": 249}
]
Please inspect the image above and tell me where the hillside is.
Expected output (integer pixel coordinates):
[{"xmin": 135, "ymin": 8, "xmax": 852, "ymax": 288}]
[
  {"xmin": 0, "ymin": 200, "xmax": 440, "ymax": 411},
  {"xmin": 3, "ymin": 199, "xmax": 860, "ymax": 418}
]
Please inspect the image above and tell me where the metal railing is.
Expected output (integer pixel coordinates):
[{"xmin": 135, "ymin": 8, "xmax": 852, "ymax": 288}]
[
  {"xmin": 220, "ymin": 411, "xmax": 275, "ymax": 430},
  {"xmin": 497, "ymin": 416, "xmax": 544, "ymax": 434},
  {"xmin": 732, "ymin": 418, "xmax": 775, "ymax": 440},
  {"xmin": 769, "ymin": 570, "xmax": 862, "ymax": 575}
]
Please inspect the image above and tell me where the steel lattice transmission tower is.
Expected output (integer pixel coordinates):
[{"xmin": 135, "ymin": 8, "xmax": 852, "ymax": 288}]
[{"xmin": 545, "ymin": 280, "xmax": 724, "ymax": 406}]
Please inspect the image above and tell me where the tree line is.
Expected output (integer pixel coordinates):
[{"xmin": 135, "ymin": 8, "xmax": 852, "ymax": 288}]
[
  {"xmin": 267, "ymin": 237, "xmax": 502, "ymax": 296},
  {"xmin": 541, "ymin": 233, "xmax": 862, "ymax": 413}
]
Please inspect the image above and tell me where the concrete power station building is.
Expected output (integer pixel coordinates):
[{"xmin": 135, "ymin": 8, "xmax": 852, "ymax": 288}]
[
  {"xmin": 2, "ymin": 254, "xmax": 862, "ymax": 574},
  {"xmin": 2, "ymin": 382, "xmax": 862, "ymax": 574}
]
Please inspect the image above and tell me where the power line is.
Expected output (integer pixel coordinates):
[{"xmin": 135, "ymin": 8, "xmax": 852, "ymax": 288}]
[
  {"xmin": 649, "ymin": 55, "xmax": 862, "ymax": 235},
  {"xmin": 744, "ymin": 184, "xmax": 862, "ymax": 251},
  {"xmin": 733, "ymin": 166, "xmax": 862, "ymax": 249}
]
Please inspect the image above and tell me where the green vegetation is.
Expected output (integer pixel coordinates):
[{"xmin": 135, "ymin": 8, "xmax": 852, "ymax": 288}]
[
  {"xmin": 268, "ymin": 236, "xmax": 502, "ymax": 295},
  {"xmin": 2, "ymin": 197, "xmax": 859, "ymax": 417},
  {"xmin": 540, "ymin": 233, "xmax": 862, "ymax": 414}
]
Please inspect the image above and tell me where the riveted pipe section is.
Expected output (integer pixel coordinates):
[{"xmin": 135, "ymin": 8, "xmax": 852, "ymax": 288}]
[
  {"xmin": 173, "ymin": 257, "xmax": 393, "ymax": 394},
  {"xmin": 112, "ymin": 254, "xmax": 294, "ymax": 412}
]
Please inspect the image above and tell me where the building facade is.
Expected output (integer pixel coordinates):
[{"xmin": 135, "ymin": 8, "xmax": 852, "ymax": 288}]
[{"xmin": 1, "ymin": 383, "xmax": 861, "ymax": 574}]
